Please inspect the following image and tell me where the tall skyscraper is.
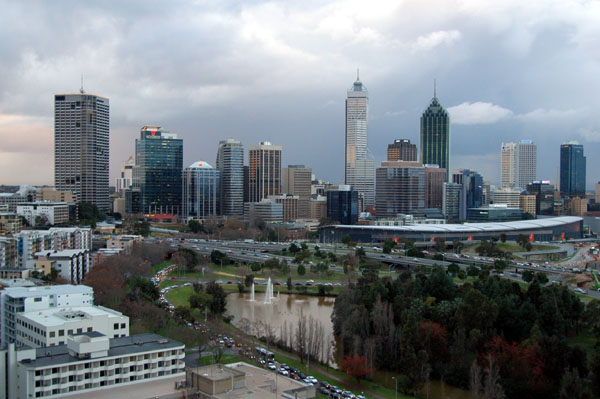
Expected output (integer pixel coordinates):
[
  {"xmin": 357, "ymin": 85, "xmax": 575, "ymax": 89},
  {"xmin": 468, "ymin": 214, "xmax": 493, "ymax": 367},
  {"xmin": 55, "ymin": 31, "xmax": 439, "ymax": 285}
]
[
  {"xmin": 345, "ymin": 72, "xmax": 375, "ymax": 209},
  {"xmin": 375, "ymin": 161, "xmax": 425, "ymax": 218},
  {"xmin": 443, "ymin": 182, "xmax": 464, "ymax": 220},
  {"xmin": 133, "ymin": 126, "xmax": 183, "ymax": 214},
  {"xmin": 54, "ymin": 92, "xmax": 109, "ymax": 212},
  {"xmin": 182, "ymin": 161, "xmax": 220, "ymax": 219},
  {"xmin": 420, "ymin": 87, "xmax": 450, "ymax": 181},
  {"xmin": 425, "ymin": 165, "xmax": 446, "ymax": 209},
  {"xmin": 560, "ymin": 142, "xmax": 586, "ymax": 196},
  {"xmin": 501, "ymin": 140, "xmax": 537, "ymax": 189},
  {"xmin": 282, "ymin": 165, "xmax": 312, "ymax": 219},
  {"xmin": 452, "ymin": 169, "xmax": 483, "ymax": 210},
  {"xmin": 387, "ymin": 139, "xmax": 417, "ymax": 162},
  {"xmin": 216, "ymin": 139, "xmax": 244, "ymax": 216},
  {"xmin": 248, "ymin": 141, "xmax": 282, "ymax": 203}
]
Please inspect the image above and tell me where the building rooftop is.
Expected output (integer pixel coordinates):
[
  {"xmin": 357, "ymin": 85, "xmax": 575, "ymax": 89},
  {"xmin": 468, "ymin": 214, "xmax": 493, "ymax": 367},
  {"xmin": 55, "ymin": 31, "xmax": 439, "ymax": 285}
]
[
  {"xmin": 1, "ymin": 284, "xmax": 92, "ymax": 299},
  {"xmin": 66, "ymin": 375, "xmax": 186, "ymax": 399},
  {"xmin": 35, "ymin": 249, "xmax": 89, "ymax": 258},
  {"xmin": 22, "ymin": 333, "xmax": 184, "ymax": 368},
  {"xmin": 188, "ymin": 160, "xmax": 214, "ymax": 169},
  {"xmin": 19, "ymin": 305, "xmax": 125, "ymax": 327}
]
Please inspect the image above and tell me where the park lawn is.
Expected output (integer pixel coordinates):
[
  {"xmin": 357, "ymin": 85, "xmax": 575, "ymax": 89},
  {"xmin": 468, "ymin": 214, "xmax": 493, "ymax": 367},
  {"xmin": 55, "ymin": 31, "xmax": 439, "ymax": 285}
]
[
  {"xmin": 165, "ymin": 286, "xmax": 195, "ymax": 307},
  {"xmin": 152, "ymin": 259, "xmax": 171, "ymax": 273},
  {"xmin": 568, "ymin": 328, "xmax": 596, "ymax": 352},
  {"xmin": 159, "ymin": 279, "xmax": 183, "ymax": 289},
  {"xmin": 197, "ymin": 353, "xmax": 243, "ymax": 366}
]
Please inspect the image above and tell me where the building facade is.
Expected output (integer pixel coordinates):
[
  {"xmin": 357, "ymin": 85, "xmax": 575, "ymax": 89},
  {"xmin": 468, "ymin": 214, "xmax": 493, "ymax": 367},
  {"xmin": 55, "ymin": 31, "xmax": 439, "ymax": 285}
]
[
  {"xmin": 420, "ymin": 94, "xmax": 450, "ymax": 181},
  {"xmin": 345, "ymin": 74, "xmax": 375, "ymax": 209},
  {"xmin": 269, "ymin": 194, "xmax": 299, "ymax": 222},
  {"xmin": 216, "ymin": 139, "xmax": 244, "ymax": 216},
  {"xmin": 116, "ymin": 156, "xmax": 135, "ymax": 194},
  {"xmin": 327, "ymin": 185, "xmax": 359, "ymax": 225},
  {"xmin": 425, "ymin": 165, "xmax": 446, "ymax": 210},
  {"xmin": 37, "ymin": 188, "xmax": 76, "ymax": 204},
  {"xmin": 452, "ymin": 169, "xmax": 483, "ymax": 210},
  {"xmin": 282, "ymin": 165, "xmax": 312, "ymax": 219},
  {"xmin": 501, "ymin": 140, "xmax": 537, "ymax": 189},
  {"xmin": 182, "ymin": 161, "xmax": 220, "ymax": 220},
  {"xmin": 34, "ymin": 249, "xmax": 91, "ymax": 284},
  {"xmin": 520, "ymin": 194, "xmax": 537, "ymax": 217},
  {"xmin": 387, "ymin": 139, "xmax": 417, "ymax": 162},
  {"xmin": 443, "ymin": 182, "xmax": 463, "ymax": 220},
  {"xmin": 243, "ymin": 199, "xmax": 283, "ymax": 223},
  {"xmin": 17, "ymin": 202, "xmax": 69, "ymax": 226},
  {"xmin": 491, "ymin": 187, "xmax": 522, "ymax": 208},
  {"xmin": 375, "ymin": 161, "xmax": 425, "ymax": 218},
  {"xmin": 560, "ymin": 142, "xmax": 586, "ymax": 196},
  {"xmin": 248, "ymin": 141, "xmax": 282, "ymax": 203},
  {"xmin": 133, "ymin": 126, "xmax": 183, "ymax": 215},
  {"xmin": 527, "ymin": 181, "xmax": 556, "ymax": 216},
  {"xmin": 54, "ymin": 93, "xmax": 110, "ymax": 212}
]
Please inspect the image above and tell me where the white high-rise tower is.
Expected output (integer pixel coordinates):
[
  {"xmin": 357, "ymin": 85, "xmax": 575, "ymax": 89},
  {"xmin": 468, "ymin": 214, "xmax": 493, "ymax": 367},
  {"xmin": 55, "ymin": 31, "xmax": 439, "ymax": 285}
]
[
  {"xmin": 345, "ymin": 71, "xmax": 374, "ymax": 209},
  {"xmin": 501, "ymin": 140, "xmax": 537, "ymax": 189}
]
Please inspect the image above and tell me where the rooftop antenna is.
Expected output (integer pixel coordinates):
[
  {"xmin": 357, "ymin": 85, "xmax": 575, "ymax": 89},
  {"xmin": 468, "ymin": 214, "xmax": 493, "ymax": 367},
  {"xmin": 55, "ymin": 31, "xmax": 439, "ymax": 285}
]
[
  {"xmin": 357, "ymin": 68, "xmax": 360, "ymax": 81},
  {"xmin": 434, "ymin": 78, "xmax": 437, "ymax": 98},
  {"xmin": 80, "ymin": 74, "xmax": 85, "ymax": 94}
]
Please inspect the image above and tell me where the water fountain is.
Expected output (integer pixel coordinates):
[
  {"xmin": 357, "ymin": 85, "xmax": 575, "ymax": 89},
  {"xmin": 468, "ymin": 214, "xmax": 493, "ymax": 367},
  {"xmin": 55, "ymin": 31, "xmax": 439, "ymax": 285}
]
[
  {"xmin": 264, "ymin": 277, "xmax": 275, "ymax": 304},
  {"xmin": 249, "ymin": 282, "xmax": 255, "ymax": 302}
]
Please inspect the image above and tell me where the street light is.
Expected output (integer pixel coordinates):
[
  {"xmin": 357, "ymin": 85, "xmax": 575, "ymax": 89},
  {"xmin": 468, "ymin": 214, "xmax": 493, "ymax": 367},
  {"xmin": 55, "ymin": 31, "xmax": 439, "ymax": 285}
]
[{"xmin": 392, "ymin": 376, "xmax": 398, "ymax": 399}]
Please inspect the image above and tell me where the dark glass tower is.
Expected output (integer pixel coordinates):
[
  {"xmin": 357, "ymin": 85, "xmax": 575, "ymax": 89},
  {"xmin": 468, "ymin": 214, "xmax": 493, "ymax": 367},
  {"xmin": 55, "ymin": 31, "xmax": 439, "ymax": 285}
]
[
  {"xmin": 452, "ymin": 169, "xmax": 483, "ymax": 209},
  {"xmin": 133, "ymin": 126, "xmax": 183, "ymax": 214},
  {"xmin": 560, "ymin": 143, "xmax": 586, "ymax": 196},
  {"xmin": 420, "ymin": 90, "xmax": 450, "ymax": 181},
  {"xmin": 327, "ymin": 185, "xmax": 358, "ymax": 225},
  {"xmin": 216, "ymin": 139, "xmax": 244, "ymax": 216}
]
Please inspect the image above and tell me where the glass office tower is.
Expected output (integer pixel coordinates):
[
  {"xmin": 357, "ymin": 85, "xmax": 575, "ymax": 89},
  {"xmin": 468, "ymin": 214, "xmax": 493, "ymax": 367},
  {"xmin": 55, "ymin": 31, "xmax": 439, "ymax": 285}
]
[
  {"xmin": 216, "ymin": 139, "xmax": 244, "ymax": 216},
  {"xmin": 327, "ymin": 185, "xmax": 359, "ymax": 225},
  {"xmin": 133, "ymin": 126, "xmax": 183, "ymax": 214},
  {"xmin": 420, "ymin": 92, "xmax": 450, "ymax": 181},
  {"xmin": 182, "ymin": 161, "xmax": 220, "ymax": 219},
  {"xmin": 560, "ymin": 142, "xmax": 586, "ymax": 196}
]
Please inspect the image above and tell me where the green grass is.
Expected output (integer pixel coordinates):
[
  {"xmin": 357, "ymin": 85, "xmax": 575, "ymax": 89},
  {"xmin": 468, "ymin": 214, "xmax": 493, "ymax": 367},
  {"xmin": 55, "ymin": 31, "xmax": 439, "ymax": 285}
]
[
  {"xmin": 463, "ymin": 242, "xmax": 559, "ymax": 256},
  {"xmin": 165, "ymin": 286, "xmax": 195, "ymax": 307},
  {"xmin": 152, "ymin": 259, "xmax": 171, "ymax": 273},
  {"xmin": 197, "ymin": 353, "xmax": 243, "ymax": 365},
  {"xmin": 567, "ymin": 329, "xmax": 597, "ymax": 352}
]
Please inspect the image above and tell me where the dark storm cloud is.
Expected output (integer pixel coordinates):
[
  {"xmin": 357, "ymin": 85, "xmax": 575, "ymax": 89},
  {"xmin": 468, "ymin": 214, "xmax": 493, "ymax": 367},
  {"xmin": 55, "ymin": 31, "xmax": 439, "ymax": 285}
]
[{"xmin": 0, "ymin": 0, "xmax": 599, "ymax": 189}]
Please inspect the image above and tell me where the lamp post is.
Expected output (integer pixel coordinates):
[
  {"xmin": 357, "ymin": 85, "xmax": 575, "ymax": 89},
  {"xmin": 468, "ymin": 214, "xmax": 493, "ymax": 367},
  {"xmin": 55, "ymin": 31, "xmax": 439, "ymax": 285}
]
[{"xmin": 392, "ymin": 376, "xmax": 398, "ymax": 399}]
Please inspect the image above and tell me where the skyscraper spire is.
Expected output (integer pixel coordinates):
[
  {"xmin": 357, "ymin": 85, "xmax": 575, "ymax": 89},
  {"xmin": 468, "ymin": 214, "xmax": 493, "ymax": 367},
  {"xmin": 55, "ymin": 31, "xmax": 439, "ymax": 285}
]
[
  {"xmin": 357, "ymin": 68, "xmax": 360, "ymax": 81},
  {"xmin": 434, "ymin": 78, "xmax": 436, "ymax": 98},
  {"xmin": 80, "ymin": 74, "xmax": 85, "ymax": 94}
]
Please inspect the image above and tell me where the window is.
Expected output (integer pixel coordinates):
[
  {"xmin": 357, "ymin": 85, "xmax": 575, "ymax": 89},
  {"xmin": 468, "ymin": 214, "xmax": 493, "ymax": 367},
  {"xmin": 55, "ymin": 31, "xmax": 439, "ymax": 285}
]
[
  {"xmin": 120, "ymin": 323, "xmax": 125, "ymax": 329},
  {"xmin": 49, "ymin": 331, "xmax": 55, "ymax": 338},
  {"xmin": 77, "ymin": 328, "xmax": 82, "ymax": 334},
  {"xmin": 67, "ymin": 329, "xmax": 73, "ymax": 335},
  {"xmin": 113, "ymin": 323, "xmax": 119, "ymax": 329},
  {"xmin": 34, "ymin": 297, "xmax": 42, "ymax": 302},
  {"xmin": 87, "ymin": 327, "xmax": 92, "ymax": 332},
  {"xmin": 58, "ymin": 330, "xmax": 64, "ymax": 337}
]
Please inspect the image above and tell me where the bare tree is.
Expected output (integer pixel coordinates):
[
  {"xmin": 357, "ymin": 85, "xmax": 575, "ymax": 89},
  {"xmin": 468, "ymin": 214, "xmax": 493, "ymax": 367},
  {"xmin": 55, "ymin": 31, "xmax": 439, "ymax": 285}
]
[
  {"xmin": 294, "ymin": 308, "xmax": 308, "ymax": 363},
  {"xmin": 470, "ymin": 360, "xmax": 482, "ymax": 399},
  {"xmin": 483, "ymin": 355, "xmax": 505, "ymax": 399}
]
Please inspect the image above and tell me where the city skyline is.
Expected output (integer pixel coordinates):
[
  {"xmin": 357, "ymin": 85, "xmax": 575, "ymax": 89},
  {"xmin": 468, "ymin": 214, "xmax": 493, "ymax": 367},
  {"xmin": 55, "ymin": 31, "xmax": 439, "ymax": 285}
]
[{"xmin": 1, "ymin": 1, "xmax": 599, "ymax": 190}]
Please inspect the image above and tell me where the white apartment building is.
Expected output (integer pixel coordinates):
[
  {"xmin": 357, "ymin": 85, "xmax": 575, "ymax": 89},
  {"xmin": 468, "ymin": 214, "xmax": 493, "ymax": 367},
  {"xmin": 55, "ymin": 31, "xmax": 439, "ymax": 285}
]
[
  {"xmin": 16, "ymin": 305, "xmax": 128, "ymax": 348},
  {"xmin": 2, "ymin": 332, "xmax": 185, "ymax": 399},
  {"xmin": 35, "ymin": 249, "xmax": 91, "ymax": 284},
  {"xmin": 17, "ymin": 202, "xmax": 69, "ymax": 226},
  {"xmin": 491, "ymin": 187, "xmax": 522, "ymax": 208},
  {"xmin": 0, "ymin": 285, "xmax": 94, "ymax": 347},
  {"xmin": 48, "ymin": 227, "xmax": 92, "ymax": 251},
  {"xmin": 13, "ymin": 228, "xmax": 92, "ymax": 269}
]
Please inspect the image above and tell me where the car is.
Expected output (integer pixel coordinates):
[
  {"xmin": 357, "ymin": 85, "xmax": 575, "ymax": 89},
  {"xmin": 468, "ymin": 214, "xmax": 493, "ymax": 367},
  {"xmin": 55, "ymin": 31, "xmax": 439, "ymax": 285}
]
[
  {"xmin": 278, "ymin": 369, "xmax": 289, "ymax": 376},
  {"xmin": 356, "ymin": 395, "xmax": 367, "ymax": 399},
  {"xmin": 267, "ymin": 362, "xmax": 276, "ymax": 370},
  {"xmin": 306, "ymin": 376, "xmax": 318, "ymax": 384},
  {"xmin": 319, "ymin": 387, "xmax": 330, "ymax": 395},
  {"xmin": 303, "ymin": 378, "xmax": 314, "ymax": 385},
  {"xmin": 574, "ymin": 288, "xmax": 587, "ymax": 294}
]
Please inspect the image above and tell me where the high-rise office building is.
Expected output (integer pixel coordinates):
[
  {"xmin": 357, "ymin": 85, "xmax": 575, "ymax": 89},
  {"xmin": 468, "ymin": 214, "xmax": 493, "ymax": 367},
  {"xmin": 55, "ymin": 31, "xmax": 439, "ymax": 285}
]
[
  {"xmin": 133, "ymin": 126, "xmax": 183, "ymax": 214},
  {"xmin": 216, "ymin": 139, "xmax": 244, "ymax": 216},
  {"xmin": 453, "ymin": 169, "xmax": 483, "ymax": 210},
  {"xmin": 182, "ymin": 161, "xmax": 220, "ymax": 219},
  {"xmin": 375, "ymin": 161, "xmax": 425, "ymax": 218},
  {"xmin": 387, "ymin": 139, "xmax": 417, "ymax": 162},
  {"xmin": 248, "ymin": 141, "xmax": 282, "ymax": 203},
  {"xmin": 560, "ymin": 142, "xmax": 586, "ymax": 196},
  {"xmin": 425, "ymin": 165, "xmax": 446, "ymax": 209},
  {"xmin": 345, "ymin": 73, "xmax": 375, "ymax": 209},
  {"xmin": 282, "ymin": 165, "xmax": 312, "ymax": 219},
  {"xmin": 116, "ymin": 155, "xmax": 135, "ymax": 194},
  {"xmin": 527, "ymin": 181, "xmax": 555, "ymax": 216},
  {"xmin": 595, "ymin": 182, "xmax": 600, "ymax": 205},
  {"xmin": 327, "ymin": 185, "xmax": 359, "ymax": 225},
  {"xmin": 420, "ymin": 89, "xmax": 450, "ymax": 181},
  {"xmin": 54, "ymin": 92, "xmax": 109, "ymax": 212},
  {"xmin": 443, "ymin": 182, "xmax": 463, "ymax": 220},
  {"xmin": 501, "ymin": 140, "xmax": 537, "ymax": 189}
]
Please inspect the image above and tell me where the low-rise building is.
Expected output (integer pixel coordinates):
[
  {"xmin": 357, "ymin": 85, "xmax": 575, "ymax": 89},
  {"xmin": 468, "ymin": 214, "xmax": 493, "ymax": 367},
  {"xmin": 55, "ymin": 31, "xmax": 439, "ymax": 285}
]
[
  {"xmin": 269, "ymin": 194, "xmax": 299, "ymax": 222},
  {"xmin": 34, "ymin": 249, "xmax": 91, "ymax": 284},
  {"xmin": 309, "ymin": 196, "xmax": 327, "ymax": 220},
  {"xmin": 244, "ymin": 199, "xmax": 284, "ymax": 223},
  {"xmin": 36, "ymin": 188, "xmax": 76, "ymax": 203},
  {"xmin": 105, "ymin": 235, "xmax": 142, "ymax": 252},
  {"xmin": 520, "ymin": 194, "xmax": 537, "ymax": 217},
  {"xmin": 467, "ymin": 204, "xmax": 523, "ymax": 222},
  {"xmin": 0, "ymin": 212, "xmax": 22, "ymax": 235},
  {"xmin": 0, "ymin": 237, "xmax": 18, "ymax": 268},
  {"xmin": 16, "ymin": 306, "xmax": 129, "ymax": 348},
  {"xmin": 17, "ymin": 202, "xmax": 69, "ymax": 226}
]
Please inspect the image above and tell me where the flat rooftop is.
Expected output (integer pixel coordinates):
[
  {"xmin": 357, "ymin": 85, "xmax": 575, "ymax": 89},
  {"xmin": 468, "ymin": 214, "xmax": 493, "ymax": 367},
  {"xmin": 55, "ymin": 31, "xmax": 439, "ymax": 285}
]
[
  {"xmin": 1, "ymin": 284, "xmax": 92, "ymax": 299},
  {"xmin": 66, "ymin": 374, "xmax": 186, "ymax": 399},
  {"xmin": 19, "ymin": 305, "xmax": 125, "ymax": 327}
]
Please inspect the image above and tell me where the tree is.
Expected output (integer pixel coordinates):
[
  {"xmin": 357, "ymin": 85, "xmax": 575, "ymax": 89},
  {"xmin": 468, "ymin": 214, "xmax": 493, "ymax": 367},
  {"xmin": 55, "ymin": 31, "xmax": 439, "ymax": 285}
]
[
  {"xmin": 210, "ymin": 250, "xmax": 228, "ymax": 265},
  {"xmin": 205, "ymin": 282, "xmax": 227, "ymax": 315},
  {"xmin": 34, "ymin": 214, "xmax": 49, "ymax": 227},
  {"xmin": 454, "ymin": 240, "xmax": 465, "ymax": 254},
  {"xmin": 467, "ymin": 265, "xmax": 480, "ymax": 277},
  {"xmin": 483, "ymin": 355, "xmax": 506, "ymax": 399},
  {"xmin": 499, "ymin": 233, "xmax": 507, "ymax": 243},
  {"xmin": 188, "ymin": 219, "xmax": 203, "ymax": 233},
  {"xmin": 493, "ymin": 259, "xmax": 507, "ymax": 272},
  {"xmin": 457, "ymin": 270, "xmax": 467, "ymax": 281},
  {"xmin": 435, "ymin": 237, "xmax": 446, "ymax": 252},
  {"xmin": 447, "ymin": 263, "xmax": 460, "ymax": 275},
  {"xmin": 517, "ymin": 234, "xmax": 528, "ymax": 248},
  {"xmin": 189, "ymin": 292, "xmax": 212, "ymax": 310},
  {"xmin": 559, "ymin": 368, "xmax": 584, "ymax": 399},
  {"xmin": 341, "ymin": 354, "xmax": 372, "ymax": 383},
  {"xmin": 297, "ymin": 264, "xmax": 306, "ymax": 276},
  {"xmin": 525, "ymin": 242, "xmax": 533, "ymax": 252},
  {"xmin": 341, "ymin": 235, "xmax": 352, "ymax": 247},
  {"xmin": 355, "ymin": 247, "xmax": 366, "ymax": 258},
  {"xmin": 383, "ymin": 239, "xmax": 395, "ymax": 254},
  {"xmin": 287, "ymin": 276, "xmax": 292, "ymax": 291},
  {"xmin": 522, "ymin": 270, "xmax": 534, "ymax": 283},
  {"xmin": 244, "ymin": 274, "xmax": 254, "ymax": 287},
  {"xmin": 133, "ymin": 220, "xmax": 150, "ymax": 237},
  {"xmin": 78, "ymin": 201, "xmax": 105, "ymax": 224},
  {"xmin": 534, "ymin": 272, "xmax": 549, "ymax": 285}
]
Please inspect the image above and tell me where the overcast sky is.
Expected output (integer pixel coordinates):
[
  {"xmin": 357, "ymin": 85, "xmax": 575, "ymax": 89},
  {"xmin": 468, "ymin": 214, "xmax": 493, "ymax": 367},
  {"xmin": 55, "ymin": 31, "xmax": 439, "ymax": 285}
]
[{"xmin": 1, "ymin": 0, "xmax": 599, "ymax": 190}]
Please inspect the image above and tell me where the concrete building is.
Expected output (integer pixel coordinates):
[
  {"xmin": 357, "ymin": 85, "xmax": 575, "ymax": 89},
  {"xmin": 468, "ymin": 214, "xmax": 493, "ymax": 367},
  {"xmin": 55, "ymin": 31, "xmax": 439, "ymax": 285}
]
[
  {"xmin": 54, "ymin": 92, "xmax": 110, "ymax": 212},
  {"xmin": 501, "ymin": 140, "xmax": 537, "ymax": 189},
  {"xmin": 527, "ymin": 181, "xmax": 556, "ymax": 216},
  {"xmin": 133, "ymin": 126, "xmax": 183, "ymax": 215},
  {"xmin": 425, "ymin": 165, "xmax": 446, "ymax": 210},
  {"xmin": 309, "ymin": 196, "xmax": 327, "ymax": 220},
  {"xmin": 491, "ymin": 187, "xmax": 522, "ymax": 208},
  {"xmin": 116, "ymin": 156, "xmax": 135, "ymax": 195},
  {"xmin": 566, "ymin": 197, "xmax": 589, "ymax": 217},
  {"xmin": 244, "ymin": 199, "xmax": 283, "ymax": 223},
  {"xmin": 37, "ymin": 188, "xmax": 76, "ymax": 204},
  {"xmin": 105, "ymin": 235, "xmax": 142, "ymax": 253},
  {"xmin": 0, "ymin": 213, "xmax": 22, "ymax": 235},
  {"xmin": 0, "ymin": 285, "xmax": 94, "ymax": 347},
  {"xmin": 387, "ymin": 139, "xmax": 417, "ymax": 162},
  {"xmin": 345, "ymin": 73, "xmax": 375, "ymax": 209},
  {"xmin": 15, "ymin": 305, "xmax": 128, "ymax": 348},
  {"xmin": 420, "ymin": 90, "xmax": 450, "ymax": 181},
  {"xmin": 248, "ymin": 141, "xmax": 282, "ymax": 203},
  {"xmin": 375, "ymin": 161, "xmax": 425, "ymax": 218},
  {"xmin": 560, "ymin": 142, "xmax": 586, "ymax": 196},
  {"xmin": 269, "ymin": 194, "xmax": 299, "ymax": 222},
  {"xmin": 327, "ymin": 185, "xmax": 359, "ymax": 225},
  {"xmin": 0, "ymin": 185, "xmax": 37, "ymax": 212},
  {"xmin": 467, "ymin": 204, "xmax": 523, "ymax": 222},
  {"xmin": 520, "ymin": 194, "xmax": 537, "ymax": 217},
  {"xmin": 282, "ymin": 165, "xmax": 312, "ymax": 219},
  {"xmin": 216, "ymin": 139, "xmax": 244, "ymax": 216},
  {"xmin": 596, "ymin": 182, "xmax": 600, "ymax": 205},
  {"xmin": 182, "ymin": 161, "xmax": 220, "ymax": 220},
  {"xmin": 443, "ymin": 182, "xmax": 463, "ymax": 220},
  {"xmin": 0, "ymin": 237, "xmax": 18, "ymax": 268},
  {"xmin": 34, "ymin": 249, "xmax": 91, "ymax": 284},
  {"xmin": 17, "ymin": 202, "xmax": 69, "ymax": 226},
  {"xmin": 1, "ymin": 333, "xmax": 185, "ymax": 399}
]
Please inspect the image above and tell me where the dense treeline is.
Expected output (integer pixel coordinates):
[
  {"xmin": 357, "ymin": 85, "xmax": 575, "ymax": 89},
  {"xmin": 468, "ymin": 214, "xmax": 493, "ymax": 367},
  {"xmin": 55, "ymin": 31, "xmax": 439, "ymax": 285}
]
[{"xmin": 332, "ymin": 264, "xmax": 600, "ymax": 398}]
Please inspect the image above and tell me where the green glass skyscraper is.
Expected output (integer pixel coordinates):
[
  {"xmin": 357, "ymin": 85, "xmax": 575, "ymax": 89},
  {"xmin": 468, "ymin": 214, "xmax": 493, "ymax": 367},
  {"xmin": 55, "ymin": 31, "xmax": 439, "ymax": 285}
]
[{"xmin": 420, "ymin": 89, "xmax": 450, "ymax": 181}]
